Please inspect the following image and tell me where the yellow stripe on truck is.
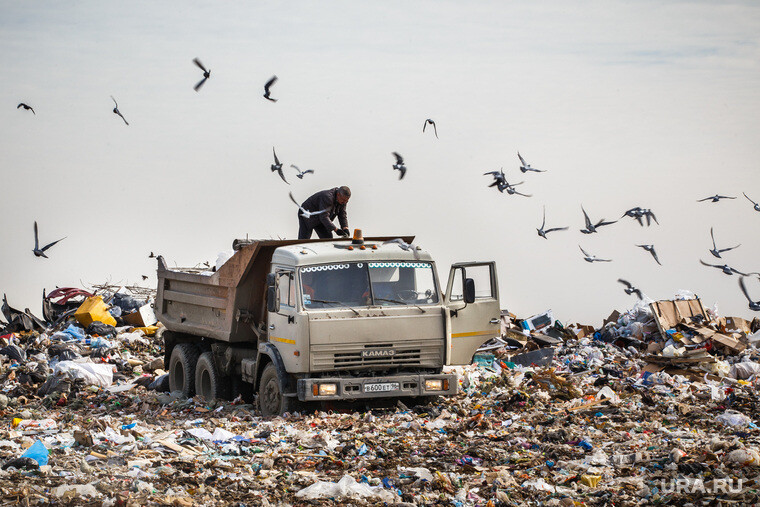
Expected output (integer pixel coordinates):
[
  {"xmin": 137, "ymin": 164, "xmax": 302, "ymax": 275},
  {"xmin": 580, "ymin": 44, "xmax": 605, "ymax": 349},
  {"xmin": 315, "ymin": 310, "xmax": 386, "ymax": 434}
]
[
  {"xmin": 271, "ymin": 336, "xmax": 296, "ymax": 344},
  {"xmin": 451, "ymin": 330, "xmax": 497, "ymax": 338}
]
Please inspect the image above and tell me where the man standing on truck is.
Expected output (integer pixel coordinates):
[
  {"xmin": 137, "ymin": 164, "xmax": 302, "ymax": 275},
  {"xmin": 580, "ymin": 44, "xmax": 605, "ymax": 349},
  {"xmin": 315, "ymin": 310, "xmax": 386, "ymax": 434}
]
[{"xmin": 297, "ymin": 186, "xmax": 351, "ymax": 239}]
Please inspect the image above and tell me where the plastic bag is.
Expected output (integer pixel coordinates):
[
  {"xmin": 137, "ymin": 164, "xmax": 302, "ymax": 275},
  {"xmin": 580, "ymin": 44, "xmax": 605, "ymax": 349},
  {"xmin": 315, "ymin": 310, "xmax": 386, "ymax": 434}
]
[
  {"xmin": 295, "ymin": 475, "xmax": 396, "ymax": 502},
  {"xmin": 21, "ymin": 440, "xmax": 48, "ymax": 466},
  {"xmin": 53, "ymin": 361, "xmax": 113, "ymax": 387},
  {"xmin": 716, "ymin": 410, "xmax": 751, "ymax": 427}
]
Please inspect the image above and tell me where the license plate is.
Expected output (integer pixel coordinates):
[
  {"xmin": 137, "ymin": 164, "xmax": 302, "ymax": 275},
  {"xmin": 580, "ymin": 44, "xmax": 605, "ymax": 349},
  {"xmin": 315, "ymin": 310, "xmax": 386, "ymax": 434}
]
[{"xmin": 364, "ymin": 382, "xmax": 399, "ymax": 393}]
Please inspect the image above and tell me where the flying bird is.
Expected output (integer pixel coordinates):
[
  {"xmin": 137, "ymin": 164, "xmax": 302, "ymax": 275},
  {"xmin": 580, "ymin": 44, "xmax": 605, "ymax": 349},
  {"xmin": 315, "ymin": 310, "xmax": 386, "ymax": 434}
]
[
  {"xmin": 709, "ymin": 227, "xmax": 740, "ymax": 259},
  {"xmin": 636, "ymin": 244, "xmax": 661, "ymax": 265},
  {"xmin": 392, "ymin": 152, "xmax": 406, "ymax": 180},
  {"xmin": 17, "ymin": 103, "xmax": 35, "ymax": 114},
  {"xmin": 148, "ymin": 252, "xmax": 156, "ymax": 259},
  {"xmin": 291, "ymin": 165, "xmax": 314, "ymax": 179},
  {"xmin": 263, "ymin": 76, "xmax": 278, "ymax": 102},
  {"xmin": 289, "ymin": 192, "xmax": 326, "ymax": 219},
  {"xmin": 110, "ymin": 96, "xmax": 128, "ymax": 125},
  {"xmin": 505, "ymin": 182, "xmax": 531, "ymax": 197},
  {"xmin": 383, "ymin": 238, "xmax": 420, "ymax": 259},
  {"xmin": 739, "ymin": 277, "xmax": 760, "ymax": 311},
  {"xmin": 579, "ymin": 245, "xmax": 611, "ymax": 263},
  {"xmin": 699, "ymin": 259, "xmax": 748, "ymax": 276},
  {"xmin": 743, "ymin": 192, "xmax": 760, "ymax": 212},
  {"xmin": 141, "ymin": 275, "xmax": 148, "ymax": 281},
  {"xmin": 32, "ymin": 221, "xmax": 66, "ymax": 258},
  {"xmin": 517, "ymin": 152, "xmax": 545, "ymax": 173},
  {"xmin": 484, "ymin": 169, "xmax": 507, "ymax": 191},
  {"xmin": 580, "ymin": 206, "xmax": 617, "ymax": 234},
  {"xmin": 422, "ymin": 119, "xmax": 438, "ymax": 139},
  {"xmin": 271, "ymin": 148, "xmax": 288, "ymax": 184},
  {"xmin": 537, "ymin": 206, "xmax": 568, "ymax": 239},
  {"xmin": 697, "ymin": 194, "xmax": 735, "ymax": 203},
  {"xmin": 621, "ymin": 207, "xmax": 658, "ymax": 226},
  {"xmin": 193, "ymin": 58, "xmax": 211, "ymax": 91},
  {"xmin": 618, "ymin": 279, "xmax": 643, "ymax": 300}
]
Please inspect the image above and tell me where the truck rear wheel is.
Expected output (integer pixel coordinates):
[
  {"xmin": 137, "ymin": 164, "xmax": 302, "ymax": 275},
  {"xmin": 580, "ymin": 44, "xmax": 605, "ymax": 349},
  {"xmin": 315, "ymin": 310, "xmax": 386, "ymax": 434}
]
[
  {"xmin": 169, "ymin": 343, "xmax": 200, "ymax": 397},
  {"xmin": 195, "ymin": 351, "xmax": 230, "ymax": 402},
  {"xmin": 258, "ymin": 363, "xmax": 292, "ymax": 417}
]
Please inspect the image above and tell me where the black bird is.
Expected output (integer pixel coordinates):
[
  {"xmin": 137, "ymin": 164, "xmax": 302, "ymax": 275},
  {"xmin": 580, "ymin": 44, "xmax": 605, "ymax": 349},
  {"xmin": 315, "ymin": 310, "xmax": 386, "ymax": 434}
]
[
  {"xmin": 743, "ymin": 192, "xmax": 760, "ymax": 212},
  {"xmin": 110, "ymin": 96, "xmax": 128, "ymax": 125},
  {"xmin": 636, "ymin": 244, "xmax": 661, "ymax": 265},
  {"xmin": 697, "ymin": 194, "xmax": 735, "ymax": 203},
  {"xmin": 699, "ymin": 259, "xmax": 747, "ymax": 276},
  {"xmin": 271, "ymin": 148, "xmax": 288, "ymax": 184},
  {"xmin": 392, "ymin": 152, "xmax": 406, "ymax": 180},
  {"xmin": 422, "ymin": 119, "xmax": 438, "ymax": 139},
  {"xmin": 518, "ymin": 152, "xmax": 545, "ymax": 173},
  {"xmin": 291, "ymin": 165, "xmax": 314, "ymax": 179},
  {"xmin": 537, "ymin": 206, "xmax": 568, "ymax": 239},
  {"xmin": 621, "ymin": 207, "xmax": 658, "ymax": 226},
  {"xmin": 709, "ymin": 227, "xmax": 740, "ymax": 259},
  {"xmin": 484, "ymin": 169, "xmax": 507, "ymax": 191},
  {"xmin": 618, "ymin": 279, "xmax": 643, "ymax": 300},
  {"xmin": 263, "ymin": 76, "xmax": 278, "ymax": 102},
  {"xmin": 193, "ymin": 58, "xmax": 211, "ymax": 91},
  {"xmin": 17, "ymin": 103, "xmax": 35, "ymax": 114},
  {"xmin": 32, "ymin": 221, "xmax": 65, "ymax": 258},
  {"xmin": 580, "ymin": 206, "xmax": 617, "ymax": 234},
  {"xmin": 141, "ymin": 275, "xmax": 148, "ymax": 281},
  {"xmin": 739, "ymin": 277, "xmax": 760, "ymax": 311},
  {"xmin": 148, "ymin": 252, "xmax": 156, "ymax": 259}
]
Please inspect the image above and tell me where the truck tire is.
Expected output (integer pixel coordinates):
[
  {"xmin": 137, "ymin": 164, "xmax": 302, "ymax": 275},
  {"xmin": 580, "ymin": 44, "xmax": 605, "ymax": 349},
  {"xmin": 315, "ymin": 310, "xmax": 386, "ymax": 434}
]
[
  {"xmin": 169, "ymin": 343, "xmax": 200, "ymax": 398},
  {"xmin": 195, "ymin": 351, "xmax": 230, "ymax": 402},
  {"xmin": 258, "ymin": 363, "xmax": 292, "ymax": 417}
]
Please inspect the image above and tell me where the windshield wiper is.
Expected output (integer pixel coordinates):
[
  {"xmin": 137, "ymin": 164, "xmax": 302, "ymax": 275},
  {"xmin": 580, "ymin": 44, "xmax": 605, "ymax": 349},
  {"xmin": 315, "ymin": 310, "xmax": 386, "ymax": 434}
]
[
  {"xmin": 308, "ymin": 298, "xmax": 360, "ymax": 316},
  {"xmin": 375, "ymin": 298, "xmax": 426, "ymax": 313}
]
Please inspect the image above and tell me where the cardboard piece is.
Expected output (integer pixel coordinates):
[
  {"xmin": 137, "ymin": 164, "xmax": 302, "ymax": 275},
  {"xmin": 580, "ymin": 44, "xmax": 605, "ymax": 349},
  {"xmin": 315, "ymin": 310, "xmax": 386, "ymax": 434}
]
[
  {"xmin": 724, "ymin": 317, "xmax": 751, "ymax": 334},
  {"xmin": 650, "ymin": 297, "xmax": 709, "ymax": 337},
  {"xmin": 711, "ymin": 333, "xmax": 746, "ymax": 354},
  {"xmin": 123, "ymin": 303, "xmax": 157, "ymax": 327},
  {"xmin": 603, "ymin": 310, "xmax": 621, "ymax": 327}
]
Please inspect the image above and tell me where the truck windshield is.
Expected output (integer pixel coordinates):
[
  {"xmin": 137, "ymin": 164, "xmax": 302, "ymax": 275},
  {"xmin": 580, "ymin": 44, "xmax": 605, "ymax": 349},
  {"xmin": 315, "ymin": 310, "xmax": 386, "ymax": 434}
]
[{"xmin": 300, "ymin": 261, "xmax": 439, "ymax": 309}]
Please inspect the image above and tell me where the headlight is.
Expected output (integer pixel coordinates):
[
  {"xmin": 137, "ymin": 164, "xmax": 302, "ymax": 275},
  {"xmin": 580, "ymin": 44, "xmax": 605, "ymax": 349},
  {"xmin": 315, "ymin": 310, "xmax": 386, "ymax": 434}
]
[
  {"xmin": 318, "ymin": 383, "xmax": 338, "ymax": 396},
  {"xmin": 425, "ymin": 379, "xmax": 443, "ymax": 391}
]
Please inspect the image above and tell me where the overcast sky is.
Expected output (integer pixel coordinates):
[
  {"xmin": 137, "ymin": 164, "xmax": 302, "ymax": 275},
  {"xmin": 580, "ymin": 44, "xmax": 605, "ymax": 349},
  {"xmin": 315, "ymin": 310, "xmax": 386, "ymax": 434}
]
[{"xmin": 1, "ymin": 1, "xmax": 759, "ymax": 325}]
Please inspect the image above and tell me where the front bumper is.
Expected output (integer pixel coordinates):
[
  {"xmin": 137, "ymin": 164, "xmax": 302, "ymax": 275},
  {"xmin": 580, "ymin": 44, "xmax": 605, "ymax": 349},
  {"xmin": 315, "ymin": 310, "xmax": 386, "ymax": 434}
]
[{"xmin": 296, "ymin": 373, "xmax": 458, "ymax": 401}]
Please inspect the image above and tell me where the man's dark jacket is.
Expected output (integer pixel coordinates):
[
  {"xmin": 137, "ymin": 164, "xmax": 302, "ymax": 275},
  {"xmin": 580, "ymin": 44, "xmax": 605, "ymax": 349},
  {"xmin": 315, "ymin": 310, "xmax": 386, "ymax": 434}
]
[{"xmin": 300, "ymin": 187, "xmax": 348, "ymax": 231}]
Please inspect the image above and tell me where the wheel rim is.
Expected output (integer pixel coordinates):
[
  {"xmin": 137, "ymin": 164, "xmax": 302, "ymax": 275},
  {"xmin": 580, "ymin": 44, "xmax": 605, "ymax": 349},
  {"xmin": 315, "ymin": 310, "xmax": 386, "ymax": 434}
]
[{"xmin": 262, "ymin": 378, "xmax": 281, "ymax": 414}]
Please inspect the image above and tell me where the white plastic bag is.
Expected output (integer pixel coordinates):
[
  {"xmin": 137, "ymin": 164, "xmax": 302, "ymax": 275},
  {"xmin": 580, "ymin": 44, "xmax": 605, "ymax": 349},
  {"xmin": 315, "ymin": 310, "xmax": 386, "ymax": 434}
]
[
  {"xmin": 295, "ymin": 475, "xmax": 396, "ymax": 502},
  {"xmin": 53, "ymin": 361, "xmax": 113, "ymax": 387}
]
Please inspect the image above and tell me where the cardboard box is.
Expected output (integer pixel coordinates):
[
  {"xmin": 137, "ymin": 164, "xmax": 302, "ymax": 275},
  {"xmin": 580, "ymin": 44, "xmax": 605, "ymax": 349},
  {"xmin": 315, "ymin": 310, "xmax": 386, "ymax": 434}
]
[
  {"xmin": 724, "ymin": 317, "xmax": 751, "ymax": 334},
  {"xmin": 123, "ymin": 303, "xmax": 157, "ymax": 327}
]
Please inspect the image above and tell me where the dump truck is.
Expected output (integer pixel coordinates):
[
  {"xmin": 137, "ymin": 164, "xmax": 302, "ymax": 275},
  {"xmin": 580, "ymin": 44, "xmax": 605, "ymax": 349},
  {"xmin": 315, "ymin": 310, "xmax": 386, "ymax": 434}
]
[{"xmin": 155, "ymin": 232, "xmax": 501, "ymax": 416}]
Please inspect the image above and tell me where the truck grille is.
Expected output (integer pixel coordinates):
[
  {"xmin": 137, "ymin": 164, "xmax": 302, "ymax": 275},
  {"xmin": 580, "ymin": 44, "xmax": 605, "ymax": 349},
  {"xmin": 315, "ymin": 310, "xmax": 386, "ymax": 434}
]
[{"xmin": 310, "ymin": 341, "xmax": 442, "ymax": 371}]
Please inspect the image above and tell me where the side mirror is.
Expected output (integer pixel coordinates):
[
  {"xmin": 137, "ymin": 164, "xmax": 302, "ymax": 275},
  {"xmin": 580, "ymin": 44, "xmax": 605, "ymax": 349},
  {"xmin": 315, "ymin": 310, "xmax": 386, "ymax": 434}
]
[
  {"xmin": 267, "ymin": 285, "xmax": 280, "ymax": 313},
  {"xmin": 463, "ymin": 278, "xmax": 475, "ymax": 304},
  {"xmin": 266, "ymin": 273, "xmax": 277, "ymax": 287}
]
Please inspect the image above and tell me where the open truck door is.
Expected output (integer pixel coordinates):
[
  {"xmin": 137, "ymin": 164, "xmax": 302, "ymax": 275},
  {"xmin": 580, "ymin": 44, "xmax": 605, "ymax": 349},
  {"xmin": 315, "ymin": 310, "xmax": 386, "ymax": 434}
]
[{"xmin": 445, "ymin": 262, "xmax": 500, "ymax": 365}]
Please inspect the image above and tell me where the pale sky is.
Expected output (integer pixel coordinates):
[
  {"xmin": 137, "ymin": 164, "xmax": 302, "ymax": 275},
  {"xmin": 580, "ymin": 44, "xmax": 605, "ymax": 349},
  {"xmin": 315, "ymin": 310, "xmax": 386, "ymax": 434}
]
[{"xmin": 1, "ymin": 1, "xmax": 759, "ymax": 325}]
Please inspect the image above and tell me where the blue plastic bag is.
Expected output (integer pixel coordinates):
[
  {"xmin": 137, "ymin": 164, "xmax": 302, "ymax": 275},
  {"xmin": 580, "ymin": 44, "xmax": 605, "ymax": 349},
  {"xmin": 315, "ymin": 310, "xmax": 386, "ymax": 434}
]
[
  {"xmin": 21, "ymin": 440, "xmax": 48, "ymax": 466},
  {"xmin": 62, "ymin": 324, "xmax": 85, "ymax": 341}
]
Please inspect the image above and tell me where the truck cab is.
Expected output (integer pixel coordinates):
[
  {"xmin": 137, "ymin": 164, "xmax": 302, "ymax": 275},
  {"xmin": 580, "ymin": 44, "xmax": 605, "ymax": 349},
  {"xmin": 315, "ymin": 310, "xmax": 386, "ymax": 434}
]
[{"xmin": 156, "ymin": 234, "xmax": 500, "ymax": 416}]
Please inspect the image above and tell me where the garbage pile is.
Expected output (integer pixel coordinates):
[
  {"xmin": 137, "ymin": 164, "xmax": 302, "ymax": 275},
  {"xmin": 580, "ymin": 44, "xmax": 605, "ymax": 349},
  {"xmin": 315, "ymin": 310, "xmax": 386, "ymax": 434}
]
[{"xmin": 0, "ymin": 287, "xmax": 760, "ymax": 505}]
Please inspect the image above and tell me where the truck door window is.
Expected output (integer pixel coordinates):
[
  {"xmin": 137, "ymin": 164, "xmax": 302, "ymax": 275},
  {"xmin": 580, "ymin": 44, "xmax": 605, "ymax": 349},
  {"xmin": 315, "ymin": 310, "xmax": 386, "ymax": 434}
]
[
  {"xmin": 277, "ymin": 270, "xmax": 294, "ymax": 308},
  {"xmin": 450, "ymin": 268, "xmax": 464, "ymax": 301},
  {"xmin": 465, "ymin": 265, "xmax": 494, "ymax": 299}
]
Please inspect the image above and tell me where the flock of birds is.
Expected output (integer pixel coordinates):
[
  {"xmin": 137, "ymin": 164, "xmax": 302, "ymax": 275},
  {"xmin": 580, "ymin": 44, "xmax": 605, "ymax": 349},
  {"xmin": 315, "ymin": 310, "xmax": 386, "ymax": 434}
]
[
  {"xmin": 480, "ymin": 153, "xmax": 760, "ymax": 312},
  {"xmin": 13, "ymin": 56, "xmax": 760, "ymax": 314}
]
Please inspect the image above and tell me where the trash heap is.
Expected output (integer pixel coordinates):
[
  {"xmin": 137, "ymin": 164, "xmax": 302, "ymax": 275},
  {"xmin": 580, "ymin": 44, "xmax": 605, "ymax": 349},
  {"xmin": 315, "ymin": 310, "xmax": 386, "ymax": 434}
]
[{"xmin": 0, "ymin": 288, "xmax": 759, "ymax": 505}]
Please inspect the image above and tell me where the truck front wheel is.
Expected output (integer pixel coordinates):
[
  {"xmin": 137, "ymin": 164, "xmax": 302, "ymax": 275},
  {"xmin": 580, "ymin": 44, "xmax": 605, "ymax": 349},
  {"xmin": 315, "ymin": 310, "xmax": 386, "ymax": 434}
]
[
  {"xmin": 258, "ymin": 363, "xmax": 292, "ymax": 417},
  {"xmin": 169, "ymin": 343, "xmax": 200, "ymax": 398},
  {"xmin": 195, "ymin": 351, "xmax": 230, "ymax": 402}
]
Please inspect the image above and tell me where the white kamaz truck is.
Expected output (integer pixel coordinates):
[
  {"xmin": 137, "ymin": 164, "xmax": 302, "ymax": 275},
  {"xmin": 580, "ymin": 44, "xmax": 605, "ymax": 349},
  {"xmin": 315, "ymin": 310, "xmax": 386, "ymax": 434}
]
[{"xmin": 156, "ymin": 233, "xmax": 500, "ymax": 416}]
